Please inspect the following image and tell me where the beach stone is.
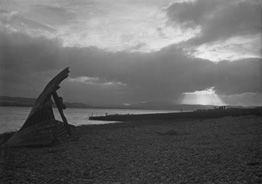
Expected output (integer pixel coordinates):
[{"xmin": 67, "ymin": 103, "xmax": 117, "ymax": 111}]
[{"xmin": 1, "ymin": 116, "xmax": 262, "ymax": 184}]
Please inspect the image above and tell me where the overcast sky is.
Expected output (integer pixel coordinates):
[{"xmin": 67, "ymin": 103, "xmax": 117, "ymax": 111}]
[{"xmin": 0, "ymin": 0, "xmax": 261, "ymax": 107}]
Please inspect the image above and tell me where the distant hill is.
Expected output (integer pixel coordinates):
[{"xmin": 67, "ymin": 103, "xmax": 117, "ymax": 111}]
[
  {"xmin": 0, "ymin": 96, "xmax": 248, "ymax": 111},
  {"xmin": 0, "ymin": 96, "xmax": 96, "ymax": 109}
]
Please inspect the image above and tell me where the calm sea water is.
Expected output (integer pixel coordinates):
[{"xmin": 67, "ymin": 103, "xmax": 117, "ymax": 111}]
[{"xmin": 0, "ymin": 106, "xmax": 176, "ymax": 134}]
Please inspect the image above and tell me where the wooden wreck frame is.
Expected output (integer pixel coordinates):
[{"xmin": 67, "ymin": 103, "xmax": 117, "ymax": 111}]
[{"xmin": 4, "ymin": 67, "xmax": 73, "ymax": 147}]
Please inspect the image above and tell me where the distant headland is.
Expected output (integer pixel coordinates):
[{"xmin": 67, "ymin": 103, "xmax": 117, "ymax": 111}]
[
  {"xmin": 1, "ymin": 96, "xmax": 261, "ymax": 112},
  {"xmin": 0, "ymin": 96, "xmax": 95, "ymax": 109}
]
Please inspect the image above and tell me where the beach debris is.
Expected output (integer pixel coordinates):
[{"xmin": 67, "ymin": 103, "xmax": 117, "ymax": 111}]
[
  {"xmin": 246, "ymin": 161, "xmax": 260, "ymax": 166},
  {"xmin": 3, "ymin": 67, "xmax": 75, "ymax": 147},
  {"xmin": 158, "ymin": 129, "xmax": 179, "ymax": 136}
]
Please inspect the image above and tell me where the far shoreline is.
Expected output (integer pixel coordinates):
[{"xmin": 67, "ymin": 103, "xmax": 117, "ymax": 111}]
[{"xmin": 90, "ymin": 106, "xmax": 262, "ymax": 121}]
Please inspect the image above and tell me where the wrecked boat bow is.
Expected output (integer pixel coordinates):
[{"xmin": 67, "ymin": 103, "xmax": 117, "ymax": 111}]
[{"xmin": 4, "ymin": 67, "xmax": 75, "ymax": 147}]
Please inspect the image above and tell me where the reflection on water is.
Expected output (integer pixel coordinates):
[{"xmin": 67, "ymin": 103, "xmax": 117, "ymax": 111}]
[{"xmin": 0, "ymin": 106, "xmax": 176, "ymax": 133}]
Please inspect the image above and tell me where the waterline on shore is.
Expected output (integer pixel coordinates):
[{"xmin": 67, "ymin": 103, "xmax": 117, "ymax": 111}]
[{"xmin": 0, "ymin": 106, "xmax": 176, "ymax": 133}]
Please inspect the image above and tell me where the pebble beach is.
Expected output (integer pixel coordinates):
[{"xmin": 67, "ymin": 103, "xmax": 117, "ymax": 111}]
[{"xmin": 1, "ymin": 116, "xmax": 262, "ymax": 183}]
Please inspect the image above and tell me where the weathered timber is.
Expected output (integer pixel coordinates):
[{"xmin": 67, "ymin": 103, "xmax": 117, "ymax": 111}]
[
  {"xmin": 52, "ymin": 91, "xmax": 72, "ymax": 136},
  {"xmin": 4, "ymin": 67, "xmax": 74, "ymax": 147}
]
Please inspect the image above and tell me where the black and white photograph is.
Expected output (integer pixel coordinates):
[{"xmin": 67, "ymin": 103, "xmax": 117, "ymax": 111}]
[{"xmin": 0, "ymin": 0, "xmax": 262, "ymax": 183}]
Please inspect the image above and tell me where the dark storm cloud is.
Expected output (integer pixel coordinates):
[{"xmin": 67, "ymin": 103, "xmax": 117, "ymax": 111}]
[
  {"xmin": 0, "ymin": 30, "xmax": 261, "ymax": 105},
  {"xmin": 0, "ymin": 31, "xmax": 61, "ymax": 75},
  {"xmin": 0, "ymin": 30, "xmax": 66, "ymax": 97},
  {"xmin": 166, "ymin": 0, "xmax": 261, "ymax": 44},
  {"xmin": 208, "ymin": 59, "xmax": 262, "ymax": 95}
]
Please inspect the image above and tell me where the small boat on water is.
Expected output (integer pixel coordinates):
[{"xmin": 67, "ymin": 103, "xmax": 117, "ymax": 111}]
[{"xmin": 4, "ymin": 67, "xmax": 75, "ymax": 147}]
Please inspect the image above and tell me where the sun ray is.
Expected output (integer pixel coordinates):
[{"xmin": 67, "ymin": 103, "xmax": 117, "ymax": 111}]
[{"xmin": 181, "ymin": 87, "xmax": 225, "ymax": 106}]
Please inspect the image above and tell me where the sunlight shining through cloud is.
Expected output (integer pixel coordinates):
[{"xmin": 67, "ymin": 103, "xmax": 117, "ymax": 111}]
[
  {"xmin": 0, "ymin": 0, "xmax": 200, "ymax": 53},
  {"xmin": 68, "ymin": 76, "xmax": 126, "ymax": 87},
  {"xmin": 0, "ymin": 0, "xmax": 261, "ymax": 107},
  {"xmin": 181, "ymin": 87, "xmax": 225, "ymax": 106},
  {"xmin": 187, "ymin": 33, "xmax": 261, "ymax": 62},
  {"xmin": 57, "ymin": 0, "xmax": 200, "ymax": 52}
]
